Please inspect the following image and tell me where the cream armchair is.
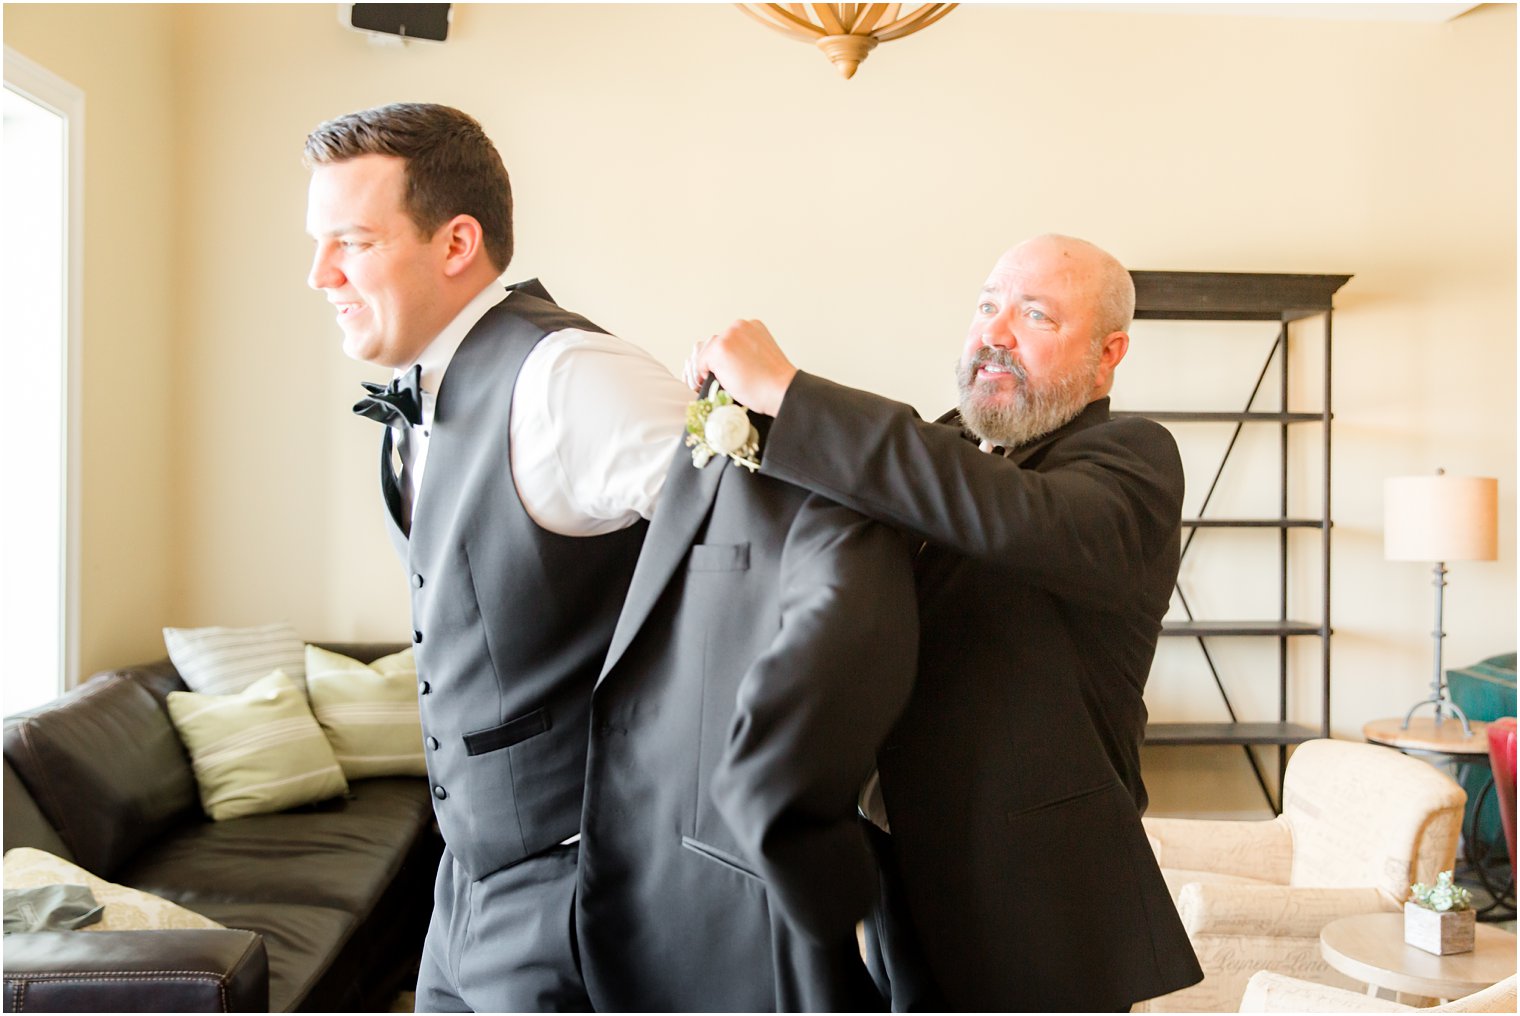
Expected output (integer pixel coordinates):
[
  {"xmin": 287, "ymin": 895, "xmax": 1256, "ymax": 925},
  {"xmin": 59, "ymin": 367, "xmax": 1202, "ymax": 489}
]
[
  {"xmin": 1239, "ymin": 971, "xmax": 1517, "ymax": 1013},
  {"xmin": 1134, "ymin": 739, "xmax": 1467, "ymax": 1013}
]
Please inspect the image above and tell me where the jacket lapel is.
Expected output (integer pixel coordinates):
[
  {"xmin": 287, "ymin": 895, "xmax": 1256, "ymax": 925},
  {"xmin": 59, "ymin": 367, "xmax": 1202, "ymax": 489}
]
[
  {"xmin": 597, "ymin": 442, "xmax": 725, "ymax": 685},
  {"xmin": 1009, "ymin": 397, "xmax": 1111, "ymax": 466}
]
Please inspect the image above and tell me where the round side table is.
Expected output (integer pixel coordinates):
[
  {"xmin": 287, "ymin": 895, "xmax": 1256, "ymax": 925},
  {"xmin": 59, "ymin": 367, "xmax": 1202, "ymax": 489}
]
[
  {"xmin": 1364, "ymin": 716, "xmax": 1489, "ymax": 756},
  {"xmin": 1320, "ymin": 912, "xmax": 1516, "ymax": 1002}
]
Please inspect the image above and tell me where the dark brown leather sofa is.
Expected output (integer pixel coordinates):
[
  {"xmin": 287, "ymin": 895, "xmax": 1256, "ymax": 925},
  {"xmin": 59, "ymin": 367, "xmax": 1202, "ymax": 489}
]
[{"xmin": 3, "ymin": 643, "xmax": 442, "ymax": 1013}]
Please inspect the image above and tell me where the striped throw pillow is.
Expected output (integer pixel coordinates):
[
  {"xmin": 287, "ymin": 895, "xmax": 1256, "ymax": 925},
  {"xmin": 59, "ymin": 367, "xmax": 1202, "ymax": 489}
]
[
  {"xmin": 163, "ymin": 622, "xmax": 305, "ymax": 695},
  {"xmin": 166, "ymin": 671, "xmax": 348, "ymax": 821},
  {"xmin": 305, "ymin": 646, "xmax": 426, "ymax": 779}
]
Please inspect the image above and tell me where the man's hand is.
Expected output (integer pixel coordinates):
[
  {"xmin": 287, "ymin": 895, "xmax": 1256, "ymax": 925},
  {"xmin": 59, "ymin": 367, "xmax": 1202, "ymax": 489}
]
[{"xmin": 685, "ymin": 319, "xmax": 799, "ymax": 417}]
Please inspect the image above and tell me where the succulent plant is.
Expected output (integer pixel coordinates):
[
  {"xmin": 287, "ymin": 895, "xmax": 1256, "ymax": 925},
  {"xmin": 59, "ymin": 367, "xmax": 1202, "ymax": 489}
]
[{"xmin": 1408, "ymin": 870, "xmax": 1473, "ymax": 912}]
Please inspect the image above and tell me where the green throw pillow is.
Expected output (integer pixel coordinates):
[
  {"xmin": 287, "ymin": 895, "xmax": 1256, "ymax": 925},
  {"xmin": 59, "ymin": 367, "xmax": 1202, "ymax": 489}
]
[
  {"xmin": 167, "ymin": 670, "xmax": 348, "ymax": 821},
  {"xmin": 305, "ymin": 645, "xmax": 426, "ymax": 779},
  {"xmin": 162, "ymin": 621, "xmax": 305, "ymax": 694}
]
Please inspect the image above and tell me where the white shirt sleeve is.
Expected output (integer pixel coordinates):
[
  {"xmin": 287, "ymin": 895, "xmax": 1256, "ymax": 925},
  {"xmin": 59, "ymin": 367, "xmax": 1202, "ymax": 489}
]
[{"xmin": 510, "ymin": 328, "xmax": 692, "ymax": 536}]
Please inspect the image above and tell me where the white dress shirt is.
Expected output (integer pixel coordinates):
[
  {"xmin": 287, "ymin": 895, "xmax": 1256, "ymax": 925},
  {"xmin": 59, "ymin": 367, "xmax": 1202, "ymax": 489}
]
[{"xmin": 395, "ymin": 277, "xmax": 690, "ymax": 534}]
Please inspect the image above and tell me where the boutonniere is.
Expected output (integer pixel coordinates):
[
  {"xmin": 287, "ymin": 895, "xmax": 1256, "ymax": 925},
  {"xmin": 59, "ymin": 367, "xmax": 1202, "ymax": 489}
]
[{"xmin": 685, "ymin": 385, "xmax": 761, "ymax": 472}]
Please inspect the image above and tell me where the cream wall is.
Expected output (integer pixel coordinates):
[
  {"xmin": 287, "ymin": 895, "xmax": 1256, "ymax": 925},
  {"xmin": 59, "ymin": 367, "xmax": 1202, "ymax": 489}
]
[{"xmin": 6, "ymin": 3, "xmax": 1514, "ymax": 817}]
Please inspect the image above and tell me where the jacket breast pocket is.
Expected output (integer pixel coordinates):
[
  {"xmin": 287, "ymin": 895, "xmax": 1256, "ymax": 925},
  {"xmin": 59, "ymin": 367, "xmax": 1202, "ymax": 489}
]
[{"xmin": 687, "ymin": 542, "xmax": 750, "ymax": 572}]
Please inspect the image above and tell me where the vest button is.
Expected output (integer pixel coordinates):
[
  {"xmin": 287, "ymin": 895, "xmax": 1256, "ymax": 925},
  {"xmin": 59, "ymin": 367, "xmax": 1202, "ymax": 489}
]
[
  {"xmin": 412, "ymin": 573, "xmax": 424, "ymax": 588},
  {"xmin": 413, "ymin": 630, "xmax": 423, "ymax": 643},
  {"xmin": 418, "ymin": 680, "xmax": 430, "ymax": 695},
  {"xmin": 433, "ymin": 785, "xmax": 447, "ymax": 800},
  {"xmin": 426, "ymin": 736, "xmax": 439, "ymax": 750}
]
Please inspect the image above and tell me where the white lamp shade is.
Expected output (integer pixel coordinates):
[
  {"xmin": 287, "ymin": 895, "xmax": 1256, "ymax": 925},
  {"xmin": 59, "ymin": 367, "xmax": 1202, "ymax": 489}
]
[{"xmin": 1384, "ymin": 475, "xmax": 1499, "ymax": 562}]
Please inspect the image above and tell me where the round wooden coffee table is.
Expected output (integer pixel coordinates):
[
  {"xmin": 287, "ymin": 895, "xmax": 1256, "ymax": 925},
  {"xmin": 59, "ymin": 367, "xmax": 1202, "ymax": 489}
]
[{"xmin": 1320, "ymin": 912, "xmax": 1516, "ymax": 1001}]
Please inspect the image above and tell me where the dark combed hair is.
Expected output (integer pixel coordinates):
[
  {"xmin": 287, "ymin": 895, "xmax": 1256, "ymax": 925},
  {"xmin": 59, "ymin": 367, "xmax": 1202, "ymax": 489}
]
[{"xmin": 303, "ymin": 102, "xmax": 513, "ymax": 272}]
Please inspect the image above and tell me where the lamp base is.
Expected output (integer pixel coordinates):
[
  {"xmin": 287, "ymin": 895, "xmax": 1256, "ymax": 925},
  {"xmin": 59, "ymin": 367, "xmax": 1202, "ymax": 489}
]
[
  {"xmin": 1401, "ymin": 559, "xmax": 1473, "ymax": 737},
  {"xmin": 1402, "ymin": 694, "xmax": 1473, "ymax": 738}
]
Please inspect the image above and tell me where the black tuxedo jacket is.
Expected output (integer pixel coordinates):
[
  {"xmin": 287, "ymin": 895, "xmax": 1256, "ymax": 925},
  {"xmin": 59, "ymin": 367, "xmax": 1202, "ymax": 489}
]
[
  {"xmin": 576, "ymin": 419, "xmax": 918, "ymax": 1012},
  {"xmin": 759, "ymin": 373, "xmax": 1204, "ymax": 1011}
]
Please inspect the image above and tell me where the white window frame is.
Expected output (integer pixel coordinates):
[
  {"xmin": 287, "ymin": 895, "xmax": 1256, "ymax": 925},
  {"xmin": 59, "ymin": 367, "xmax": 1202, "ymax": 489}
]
[{"xmin": 4, "ymin": 47, "xmax": 85, "ymax": 693}]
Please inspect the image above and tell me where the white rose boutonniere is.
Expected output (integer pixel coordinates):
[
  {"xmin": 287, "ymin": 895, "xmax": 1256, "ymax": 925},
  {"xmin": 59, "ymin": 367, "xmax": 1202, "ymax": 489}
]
[{"xmin": 685, "ymin": 385, "xmax": 761, "ymax": 472}]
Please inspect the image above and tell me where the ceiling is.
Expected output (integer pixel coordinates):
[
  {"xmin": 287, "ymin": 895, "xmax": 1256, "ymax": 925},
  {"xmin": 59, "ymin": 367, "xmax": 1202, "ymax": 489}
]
[{"xmin": 1016, "ymin": 4, "xmax": 1483, "ymax": 23}]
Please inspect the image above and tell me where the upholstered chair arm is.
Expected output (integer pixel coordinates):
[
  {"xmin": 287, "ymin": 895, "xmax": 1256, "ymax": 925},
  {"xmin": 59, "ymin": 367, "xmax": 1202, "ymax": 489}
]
[
  {"xmin": 1131, "ymin": 886, "xmax": 1400, "ymax": 1012},
  {"xmin": 1178, "ymin": 883, "xmax": 1397, "ymax": 937},
  {"xmin": 1143, "ymin": 815, "xmax": 1294, "ymax": 883},
  {"xmin": 2, "ymin": 928, "xmax": 268, "ymax": 1012},
  {"xmin": 1238, "ymin": 971, "xmax": 1416, "ymax": 1012},
  {"xmin": 1444, "ymin": 975, "xmax": 1519, "ymax": 1013}
]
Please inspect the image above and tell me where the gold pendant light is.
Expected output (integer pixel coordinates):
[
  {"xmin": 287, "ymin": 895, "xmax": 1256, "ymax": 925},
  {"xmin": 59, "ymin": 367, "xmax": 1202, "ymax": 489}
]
[{"xmin": 736, "ymin": 4, "xmax": 958, "ymax": 80}]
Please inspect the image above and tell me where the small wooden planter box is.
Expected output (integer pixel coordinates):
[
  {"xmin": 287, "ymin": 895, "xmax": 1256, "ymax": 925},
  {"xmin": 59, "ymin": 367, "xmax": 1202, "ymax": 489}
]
[{"xmin": 1404, "ymin": 901, "xmax": 1476, "ymax": 955}]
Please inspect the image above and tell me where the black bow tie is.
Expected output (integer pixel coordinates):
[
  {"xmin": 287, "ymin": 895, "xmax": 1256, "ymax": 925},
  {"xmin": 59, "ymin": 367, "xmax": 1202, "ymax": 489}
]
[{"xmin": 353, "ymin": 364, "xmax": 424, "ymax": 429}]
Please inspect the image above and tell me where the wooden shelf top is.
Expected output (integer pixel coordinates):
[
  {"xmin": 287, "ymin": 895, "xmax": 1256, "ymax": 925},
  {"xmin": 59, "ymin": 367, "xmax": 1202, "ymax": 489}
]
[
  {"xmin": 1131, "ymin": 270, "xmax": 1352, "ymax": 318},
  {"xmin": 1183, "ymin": 518, "xmax": 1326, "ymax": 529},
  {"xmin": 1162, "ymin": 621, "xmax": 1325, "ymax": 637},
  {"xmin": 1146, "ymin": 721, "xmax": 1322, "ymax": 746},
  {"xmin": 1112, "ymin": 410, "xmax": 1326, "ymax": 423}
]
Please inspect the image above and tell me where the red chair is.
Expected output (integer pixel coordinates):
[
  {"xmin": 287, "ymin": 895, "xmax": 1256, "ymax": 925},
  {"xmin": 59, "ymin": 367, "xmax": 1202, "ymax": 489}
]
[{"xmin": 1487, "ymin": 716, "xmax": 1517, "ymax": 865}]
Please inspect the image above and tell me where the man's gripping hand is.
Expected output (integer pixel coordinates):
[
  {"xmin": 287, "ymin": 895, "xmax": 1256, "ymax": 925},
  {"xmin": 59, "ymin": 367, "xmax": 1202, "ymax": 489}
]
[{"xmin": 685, "ymin": 319, "xmax": 799, "ymax": 417}]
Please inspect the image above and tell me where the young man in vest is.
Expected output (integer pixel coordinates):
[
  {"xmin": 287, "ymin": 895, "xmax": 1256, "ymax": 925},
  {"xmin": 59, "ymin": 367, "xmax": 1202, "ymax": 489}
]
[{"xmin": 304, "ymin": 102, "xmax": 689, "ymax": 1011}]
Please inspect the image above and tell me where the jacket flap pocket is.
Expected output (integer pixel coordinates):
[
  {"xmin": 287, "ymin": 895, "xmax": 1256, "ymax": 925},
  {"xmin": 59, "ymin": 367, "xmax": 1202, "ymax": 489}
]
[
  {"xmin": 687, "ymin": 542, "xmax": 750, "ymax": 572},
  {"xmin": 681, "ymin": 835, "xmax": 761, "ymax": 881}
]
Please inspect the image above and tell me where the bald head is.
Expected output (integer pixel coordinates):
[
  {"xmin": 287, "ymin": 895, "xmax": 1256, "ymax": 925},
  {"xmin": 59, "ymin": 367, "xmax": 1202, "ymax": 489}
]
[{"xmin": 998, "ymin": 234, "xmax": 1135, "ymax": 346}]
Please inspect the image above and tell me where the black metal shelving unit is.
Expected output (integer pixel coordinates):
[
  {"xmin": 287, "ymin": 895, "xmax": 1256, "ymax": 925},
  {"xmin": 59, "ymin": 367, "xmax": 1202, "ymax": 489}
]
[{"xmin": 1121, "ymin": 271, "xmax": 1351, "ymax": 812}]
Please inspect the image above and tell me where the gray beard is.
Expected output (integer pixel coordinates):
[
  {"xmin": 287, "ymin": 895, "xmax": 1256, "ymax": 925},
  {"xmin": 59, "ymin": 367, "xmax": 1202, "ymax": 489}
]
[{"xmin": 955, "ymin": 347, "xmax": 1098, "ymax": 448}]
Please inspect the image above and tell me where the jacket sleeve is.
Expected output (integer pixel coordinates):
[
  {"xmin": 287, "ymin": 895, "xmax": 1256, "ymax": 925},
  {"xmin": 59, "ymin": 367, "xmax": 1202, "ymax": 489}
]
[
  {"xmin": 759, "ymin": 371, "xmax": 1184, "ymax": 610},
  {"xmin": 708, "ymin": 494, "xmax": 918, "ymax": 945}
]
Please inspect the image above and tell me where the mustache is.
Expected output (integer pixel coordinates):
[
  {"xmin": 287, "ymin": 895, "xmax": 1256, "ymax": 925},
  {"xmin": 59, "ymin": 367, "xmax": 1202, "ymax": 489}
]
[{"xmin": 963, "ymin": 346, "xmax": 1028, "ymax": 383}]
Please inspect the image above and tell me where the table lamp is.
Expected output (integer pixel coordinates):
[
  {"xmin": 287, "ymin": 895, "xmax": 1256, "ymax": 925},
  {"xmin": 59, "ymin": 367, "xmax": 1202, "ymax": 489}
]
[{"xmin": 1384, "ymin": 470, "xmax": 1499, "ymax": 735}]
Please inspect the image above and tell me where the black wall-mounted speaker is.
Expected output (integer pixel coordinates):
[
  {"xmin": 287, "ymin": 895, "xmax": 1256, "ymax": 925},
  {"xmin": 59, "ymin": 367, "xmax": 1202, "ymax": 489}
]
[{"xmin": 348, "ymin": 4, "xmax": 451, "ymax": 43}]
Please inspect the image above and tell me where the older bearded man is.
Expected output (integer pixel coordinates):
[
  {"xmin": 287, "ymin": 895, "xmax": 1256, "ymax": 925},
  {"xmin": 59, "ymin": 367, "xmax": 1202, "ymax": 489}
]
[{"xmin": 691, "ymin": 234, "xmax": 1203, "ymax": 1012}]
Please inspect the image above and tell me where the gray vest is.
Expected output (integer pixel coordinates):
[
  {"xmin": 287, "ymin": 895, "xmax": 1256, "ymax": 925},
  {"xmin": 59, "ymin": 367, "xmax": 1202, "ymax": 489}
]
[{"xmin": 380, "ymin": 282, "xmax": 647, "ymax": 879}]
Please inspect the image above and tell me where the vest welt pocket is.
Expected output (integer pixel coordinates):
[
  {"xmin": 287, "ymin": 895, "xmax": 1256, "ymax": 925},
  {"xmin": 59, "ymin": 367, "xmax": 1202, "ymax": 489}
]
[
  {"xmin": 680, "ymin": 835, "xmax": 762, "ymax": 882},
  {"xmin": 463, "ymin": 708, "xmax": 550, "ymax": 756},
  {"xmin": 687, "ymin": 542, "xmax": 750, "ymax": 572}
]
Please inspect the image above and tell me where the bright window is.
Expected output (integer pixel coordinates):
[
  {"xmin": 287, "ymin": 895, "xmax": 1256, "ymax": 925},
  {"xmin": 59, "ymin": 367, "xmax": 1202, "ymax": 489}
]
[{"xmin": 3, "ymin": 50, "xmax": 82, "ymax": 712}]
